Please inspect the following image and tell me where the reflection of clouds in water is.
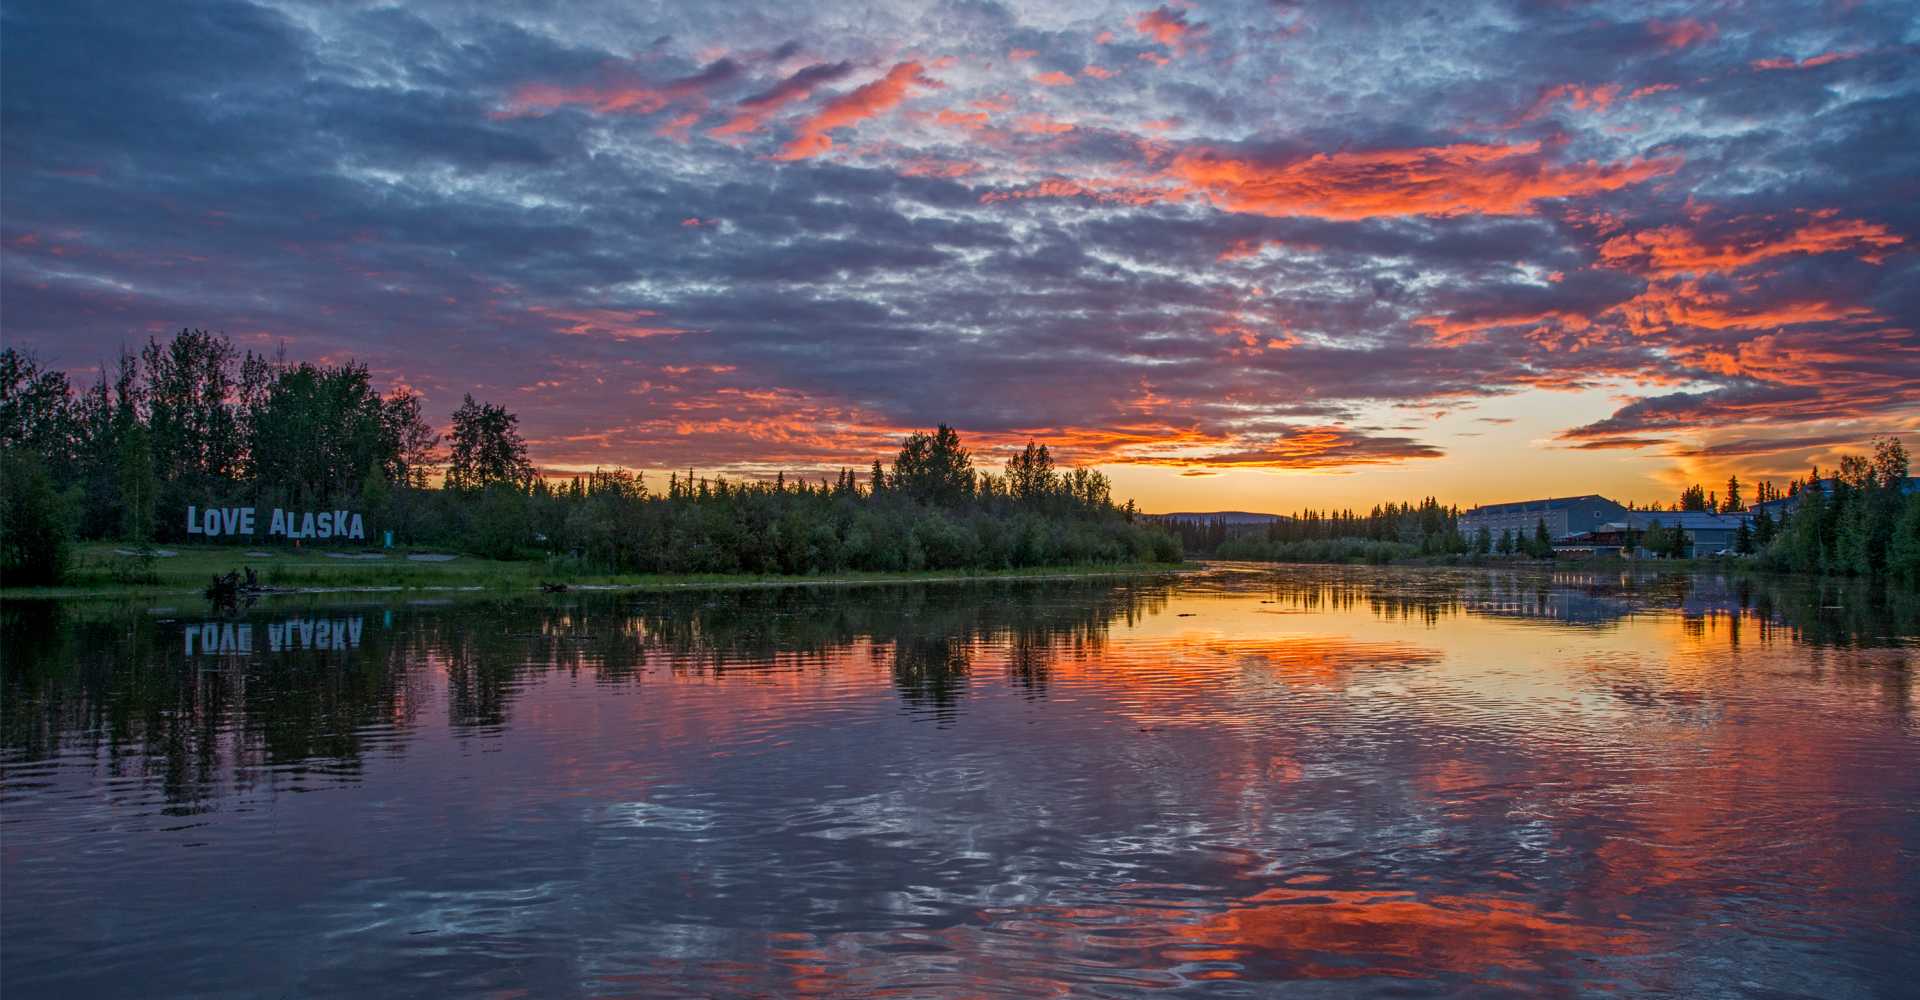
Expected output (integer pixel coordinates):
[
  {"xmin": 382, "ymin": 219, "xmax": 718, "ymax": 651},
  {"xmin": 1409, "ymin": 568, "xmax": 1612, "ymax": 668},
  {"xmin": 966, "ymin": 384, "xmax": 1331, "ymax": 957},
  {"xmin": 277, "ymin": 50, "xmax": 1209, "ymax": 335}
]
[
  {"xmin": 1, "ymin": 570, "xmax": 1915, "ymax": 998},
  {"xmin": 582, "ymin": 883, "xmax": 1651, "ymax": 993},
  {"xmin": 1168, "ymin": 886, "xmax": 1649, "ymax": 980}
]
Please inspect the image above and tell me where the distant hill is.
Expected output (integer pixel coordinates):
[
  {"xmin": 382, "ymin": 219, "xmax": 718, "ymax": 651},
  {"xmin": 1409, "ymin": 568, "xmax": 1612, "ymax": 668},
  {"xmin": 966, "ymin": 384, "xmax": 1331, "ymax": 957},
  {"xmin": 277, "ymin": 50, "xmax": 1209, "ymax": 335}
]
[{"xmin": 1148, "ymin": 510, "xmax": 1290, "ymax": 525}]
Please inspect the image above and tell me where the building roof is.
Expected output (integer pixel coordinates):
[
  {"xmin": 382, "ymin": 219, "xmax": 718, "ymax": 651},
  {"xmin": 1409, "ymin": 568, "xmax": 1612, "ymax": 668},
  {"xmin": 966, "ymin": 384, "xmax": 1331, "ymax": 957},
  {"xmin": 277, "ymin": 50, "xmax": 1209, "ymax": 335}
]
[
  {"xmin": 1618, "ymin": 511, "xmax": 1750, "ymax": 530},
  {"xmin": 1561, "ymin": 512, "xmax": 1751, "ymax": 540},
  {"xmin": 1463, "ymin": 494, "xmax": 1622, "ymax": 515}
]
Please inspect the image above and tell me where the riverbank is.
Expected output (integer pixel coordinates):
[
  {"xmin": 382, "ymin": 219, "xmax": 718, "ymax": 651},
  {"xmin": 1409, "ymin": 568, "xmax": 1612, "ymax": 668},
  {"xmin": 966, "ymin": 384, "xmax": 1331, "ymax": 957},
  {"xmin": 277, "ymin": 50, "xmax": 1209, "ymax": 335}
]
[
  {"xmin": 1206, "ymin": 550, "xmax": 1721, "ymax": 572},
  {"xmin": 0, "ymin": 542, "xmax": 1196, "ymax": 600},
  {"xmin": 1205, "ymin": 550, "xmax": 1920, "ymax": 588}
]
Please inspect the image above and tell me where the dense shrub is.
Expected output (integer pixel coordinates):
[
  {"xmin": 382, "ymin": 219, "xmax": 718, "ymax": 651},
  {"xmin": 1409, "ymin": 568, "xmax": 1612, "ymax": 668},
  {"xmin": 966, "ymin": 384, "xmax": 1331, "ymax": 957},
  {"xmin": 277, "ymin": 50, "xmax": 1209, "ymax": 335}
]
[{"xmin": 1, "ymin": 450, "xmax": 73, "ymax": 585}]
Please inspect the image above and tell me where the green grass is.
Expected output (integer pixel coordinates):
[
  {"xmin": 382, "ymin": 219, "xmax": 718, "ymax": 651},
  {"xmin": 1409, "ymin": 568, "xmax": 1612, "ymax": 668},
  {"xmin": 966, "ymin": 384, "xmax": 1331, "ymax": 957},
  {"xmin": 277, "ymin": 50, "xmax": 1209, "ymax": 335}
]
[{"xmin": 2, "ymin": 541, "xmax": 1196, "ymax": 600}]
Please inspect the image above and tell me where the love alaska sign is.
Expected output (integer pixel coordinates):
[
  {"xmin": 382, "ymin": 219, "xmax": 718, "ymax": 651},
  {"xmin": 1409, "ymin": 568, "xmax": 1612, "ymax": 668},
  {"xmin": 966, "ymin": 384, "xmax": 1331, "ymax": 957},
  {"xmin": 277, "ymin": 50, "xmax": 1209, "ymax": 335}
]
[{"xmin": 187, "ymin": 505, "xmax": 368, "ymax": 541}]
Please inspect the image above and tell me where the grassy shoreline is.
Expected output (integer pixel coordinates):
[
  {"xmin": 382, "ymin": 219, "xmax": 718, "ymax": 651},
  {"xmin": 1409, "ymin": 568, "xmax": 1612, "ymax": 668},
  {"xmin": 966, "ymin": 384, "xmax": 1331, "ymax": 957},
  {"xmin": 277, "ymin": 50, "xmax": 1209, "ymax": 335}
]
[{"xmin": 1, "ymin": 542, "xmax": 1197, "ymax": 601}]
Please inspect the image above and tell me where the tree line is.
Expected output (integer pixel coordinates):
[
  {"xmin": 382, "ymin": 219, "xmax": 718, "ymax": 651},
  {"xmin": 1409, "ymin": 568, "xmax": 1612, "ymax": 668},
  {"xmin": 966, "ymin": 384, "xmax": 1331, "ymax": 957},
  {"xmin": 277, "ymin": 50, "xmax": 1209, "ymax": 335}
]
[
  {"xmin": 1651, "ymin": 440, "xmax": 1918, "ymax": 577},
  {"xmin": 1748, "ymin": 440, "xmax": 1919, "ymax": 578},
  {"xmin": 1158, "ymin": 440, "xmax": 1920, "ymax": 582},
  {"xmin": 1194, "ymin": 498, "xmax": 1473, "ymax": 565},
  {"xmin": 1, "ymin": 333, "xmax": 1179, "ymax": 584}
]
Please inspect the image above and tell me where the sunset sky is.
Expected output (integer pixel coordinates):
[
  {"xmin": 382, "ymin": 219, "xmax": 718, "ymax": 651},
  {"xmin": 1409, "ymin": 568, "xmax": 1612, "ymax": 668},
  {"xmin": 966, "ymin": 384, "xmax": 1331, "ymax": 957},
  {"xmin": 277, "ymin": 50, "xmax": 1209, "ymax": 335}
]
[{"xmin": 3, "ymin": 0, "xmax": 1916, "ymax": 512}]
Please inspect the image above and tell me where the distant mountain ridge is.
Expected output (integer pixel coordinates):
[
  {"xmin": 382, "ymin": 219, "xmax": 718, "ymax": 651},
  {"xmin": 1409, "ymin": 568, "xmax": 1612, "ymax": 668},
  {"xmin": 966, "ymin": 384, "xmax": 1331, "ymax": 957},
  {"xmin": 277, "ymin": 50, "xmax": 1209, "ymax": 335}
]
[{"xmin": 1147, "ymin": 510, "xmax": 1290, "ymax": 524}]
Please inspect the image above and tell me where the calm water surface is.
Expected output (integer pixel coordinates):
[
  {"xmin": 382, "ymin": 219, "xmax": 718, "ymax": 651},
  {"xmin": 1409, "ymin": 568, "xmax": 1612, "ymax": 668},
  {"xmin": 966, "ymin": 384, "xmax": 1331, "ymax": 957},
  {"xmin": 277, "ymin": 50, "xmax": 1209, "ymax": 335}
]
[{"xmin": 3, "ymin": 566, "xmax": 1917, "ymax": 998}]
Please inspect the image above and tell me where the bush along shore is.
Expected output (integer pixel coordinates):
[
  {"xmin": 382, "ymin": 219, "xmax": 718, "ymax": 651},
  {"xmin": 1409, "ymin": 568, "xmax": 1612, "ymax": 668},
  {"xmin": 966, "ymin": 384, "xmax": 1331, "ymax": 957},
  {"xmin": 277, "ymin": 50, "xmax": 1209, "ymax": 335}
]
[{"xmin": 1, "ymin": 334, "xmax": 1182, "ymax": 593}]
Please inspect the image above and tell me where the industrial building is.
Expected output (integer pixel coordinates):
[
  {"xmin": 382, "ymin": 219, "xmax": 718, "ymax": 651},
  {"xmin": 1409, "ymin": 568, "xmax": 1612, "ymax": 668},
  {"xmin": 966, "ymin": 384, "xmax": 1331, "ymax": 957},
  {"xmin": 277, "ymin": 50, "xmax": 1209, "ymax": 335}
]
[
  {"xmin": 1458, "ymin": 495, "xmax": 1629, "ymax": 543},
  {"xmin": 1557, "ymin": 511, "xmax": 1751, "ymax": 559},
  {"xmin": 1451, "ymin": 476, "xmax": 1915, "ymax": 560}
]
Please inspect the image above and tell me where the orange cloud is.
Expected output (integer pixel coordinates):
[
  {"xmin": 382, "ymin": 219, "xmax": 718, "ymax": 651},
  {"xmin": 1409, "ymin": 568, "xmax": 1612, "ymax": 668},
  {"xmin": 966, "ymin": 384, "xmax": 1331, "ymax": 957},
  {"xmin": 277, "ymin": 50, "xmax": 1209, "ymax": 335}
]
[
  {"xmin": 1597, "ymin": 215, "xmax": 1904, "ymax": 275},
  {"xmin": 1015, "ymin": 115, "xmax": 1075, "ymax": 134},
  {"xmin": 1752, "ymin": 50, "xmax": 1863, "ymax": 71},
  {"xmin": 1216, "ymin": 238, "xmax": 1316, "ymax": 261},
  {"xmin": 1127, "ymin": 426, "xmax": 1444, "ymax": 469},
  {"xmin": 1033, "ymin": 70, "xmax": 1075, "ymax": 87},
  {"xmin": 709, "ymin": 61, "xmax": 856, "ymax": 138},
  {"xmin": 978, "ymin": 178, "xmax": 1169, "ymax": 206},
  {"xmin": 499, "ymin": 59, "xmax": 740, "ymax": 120},
  {"xmin": 1166, "ymin": 140, "xmax": 1680, "ymax": 220},
  {"xmin": 1511, "ymin": 83, "xmax": 1622, "ymax": 125},
  {"xmin": 775, "ymin": 62, "xmax": 937, "ymax": 160},
  {"xmin": 1669, "ymin": 332, "xmax": 1869, "ymax": 384},
  {"xmin": 654, "ymin": 111, "xmax": 699, "ymax": 143},
  {"xmin": 502, "ymin": 81, "xmax": 672, "ymax": 117},
  {"xmin": 1415, "ymin": 310, "xmax": 1593, "ymax": 348},
  {"xmin": 898, "ymin": 157, "xmax": 979, "ymax": 178},
  {"xmin": 1134, "ymin": 5, "xmax": 1206, "ymax": 56},
  {"xmin": 1614, "ymin": 280, "xmax": 1877, "ymax": 336},
  {"xmin": 933, "ymin": 108, "xmax": 990, "ymax": 130},
  {"xmin": 1646, "ymin": 18, "xmax": 1716, "ymax": 50},
  {"xmin": 1083, "ymin": 65, "xmax": 1116, "ymax": 79},
  {"xmin": 529, "ymin": 306, "xmax": 687, "ymax": 340},
  {"xmin": 706, "ymin": 116, "xmax": 760, "ymax": 138},
  {"xmin": 1217, "ymin": 239, "xmax": 1264, "ymax": 261}
]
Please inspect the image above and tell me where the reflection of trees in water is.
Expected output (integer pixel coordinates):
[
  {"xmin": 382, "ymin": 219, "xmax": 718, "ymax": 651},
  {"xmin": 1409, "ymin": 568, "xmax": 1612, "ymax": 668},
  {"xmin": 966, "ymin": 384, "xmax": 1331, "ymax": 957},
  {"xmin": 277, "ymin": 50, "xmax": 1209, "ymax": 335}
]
[
  {"xmin": 1250, "ymin": 566, "xmax": 1915, "ymax": 721},
  {"xmin": 1006, "ymin": 629, "xmax": 1052, "ymax": 697},
  {"xmin": 891, "ymin": 634, "xmax": 971, "ymax": 722},
  {"xmin": 615, "ymin": 581, "xmax": 1169, "ymax": 714},
  {"xmin": 0, "ymin": 601, "xmax": 429, "ymax": 814},
  {"xmin": 14, "ymin": 572, "xmax": 1895, "ymax": 811},
  {"xmin": 1251, "ymin": 566, "xmax": 1919, "ymax": 649},
  {"xmin": 0, "ymin": 580, "xmax": 1172, "ymax": 805}
]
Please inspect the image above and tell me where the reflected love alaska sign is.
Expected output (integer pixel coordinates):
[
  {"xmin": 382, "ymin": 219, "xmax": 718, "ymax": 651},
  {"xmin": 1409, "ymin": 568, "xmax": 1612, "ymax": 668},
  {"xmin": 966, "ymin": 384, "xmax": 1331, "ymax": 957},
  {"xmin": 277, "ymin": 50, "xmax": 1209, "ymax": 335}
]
[{"xmin": 186, "ymin": 505, "xmax": 367, "ymax": 541}]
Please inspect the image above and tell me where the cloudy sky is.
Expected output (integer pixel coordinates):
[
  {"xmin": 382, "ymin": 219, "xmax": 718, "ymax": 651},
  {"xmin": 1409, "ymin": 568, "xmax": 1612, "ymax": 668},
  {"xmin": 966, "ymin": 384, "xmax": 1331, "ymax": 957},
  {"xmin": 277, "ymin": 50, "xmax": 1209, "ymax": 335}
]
[{"xmin": 3, "ymin": 0, "xmax": 1916, "ymax": 511}]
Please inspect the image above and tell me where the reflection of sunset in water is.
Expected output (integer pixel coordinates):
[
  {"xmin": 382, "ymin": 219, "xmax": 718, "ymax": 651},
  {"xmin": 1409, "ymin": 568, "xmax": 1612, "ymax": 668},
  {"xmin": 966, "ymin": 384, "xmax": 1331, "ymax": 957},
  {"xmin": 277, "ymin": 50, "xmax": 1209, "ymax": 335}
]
[
  {"xmin": 3, "ymin": 568, "xmax": 1915, "ymax": 997},
  {"xmin": 1174, "ymin": 886, "xmax": 1648, "ymax": 981}
]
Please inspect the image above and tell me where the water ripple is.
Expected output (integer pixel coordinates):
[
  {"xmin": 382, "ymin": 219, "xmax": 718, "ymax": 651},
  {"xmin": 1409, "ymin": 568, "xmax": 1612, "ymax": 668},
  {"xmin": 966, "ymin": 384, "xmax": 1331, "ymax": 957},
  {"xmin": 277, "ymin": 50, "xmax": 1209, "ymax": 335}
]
[{"xmin": 2, "ymin": 568, "xmax": 1916, "ymax": 997}]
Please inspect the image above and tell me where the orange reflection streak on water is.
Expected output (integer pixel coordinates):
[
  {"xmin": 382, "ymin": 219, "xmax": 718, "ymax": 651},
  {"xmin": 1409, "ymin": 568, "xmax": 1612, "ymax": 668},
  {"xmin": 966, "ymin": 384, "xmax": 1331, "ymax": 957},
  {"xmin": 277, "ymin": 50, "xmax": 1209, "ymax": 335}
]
[
  {"xmin": 585, "ymin": 883, "xmax": 1651, "ymax": 994},
  {"xmin": 1168, "ymin": 887, "xmax": 1649, "ymax": 980}
]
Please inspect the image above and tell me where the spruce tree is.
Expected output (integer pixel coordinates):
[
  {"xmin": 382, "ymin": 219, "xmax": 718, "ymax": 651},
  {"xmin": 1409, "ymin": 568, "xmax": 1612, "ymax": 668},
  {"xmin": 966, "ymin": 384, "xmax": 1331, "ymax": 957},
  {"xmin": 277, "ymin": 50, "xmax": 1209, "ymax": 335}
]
[{"xmin": 1889, "ymin": 494, "xmax": 1920, "ymax": 582}]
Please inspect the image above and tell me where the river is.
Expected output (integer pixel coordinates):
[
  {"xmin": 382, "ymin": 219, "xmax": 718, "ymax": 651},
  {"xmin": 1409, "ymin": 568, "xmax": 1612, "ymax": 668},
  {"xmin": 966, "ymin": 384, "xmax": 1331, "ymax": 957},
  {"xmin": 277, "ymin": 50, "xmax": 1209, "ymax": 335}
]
[{"xmin": 3, "ymin": 565, "xmax": 1916, "ymax": 997}]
